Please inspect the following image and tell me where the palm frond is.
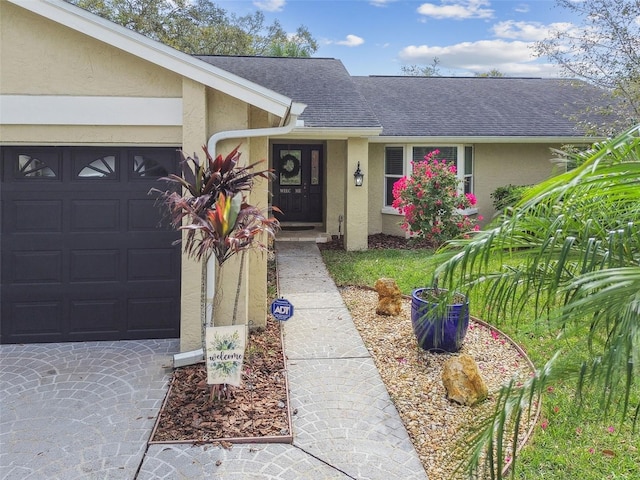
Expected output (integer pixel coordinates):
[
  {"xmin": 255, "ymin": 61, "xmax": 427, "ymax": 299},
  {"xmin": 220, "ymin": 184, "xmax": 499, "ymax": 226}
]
[{"xmin": 436, "ymin": 124, "xmax": 640, "ymax": 478}]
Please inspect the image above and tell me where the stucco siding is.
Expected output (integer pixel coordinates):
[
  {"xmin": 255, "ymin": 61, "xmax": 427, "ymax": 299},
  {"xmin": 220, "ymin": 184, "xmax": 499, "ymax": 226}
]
[
  {"xmin": 367, "ymin": 143, "xmax": 385, "ymax": 234},
  {"xmin": 382, "ymin": 214, "xmax": 406, "ymax": 237},
  {"xmin": 325, "ymin": 140, "xmax": 347, "ymax": 236},
  {"xmin": 0, "ymin": 2, "xmax": 182, "ymax": 97},
  {"xmin": 0, "ymin": 125, "xmax": 182, "ymax": 146},
  {"xmin": 344, "ymin": 137, "xmax": 369, "ymax": 250},
  {"xmin": 474, "ymin": 143, "xmax": 562, "ymax": 221},
  {"xmin": 209, "ymin": 90, "xmax": 251, "ymax": 134},
  {"xmin": 179, "ymin": 79, "xmax": 208, "ymax": 351},
  {"xmin": 1, "ymin": 0, "xmax": 183, "ymax": 146},
  {"xmin": 246, "ymin": 110, "xmax": 270, "ymax": 330}
]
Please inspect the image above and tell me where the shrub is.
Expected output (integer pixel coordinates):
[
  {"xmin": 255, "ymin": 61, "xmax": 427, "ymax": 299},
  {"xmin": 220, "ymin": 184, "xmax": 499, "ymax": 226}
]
[
  {"xmin": 490, "ymin": 184, "xmax": 531, "ymax": 211},
  {"xmin": 392, "ymin": 150, "xmax": 480, "ymax": 246}
]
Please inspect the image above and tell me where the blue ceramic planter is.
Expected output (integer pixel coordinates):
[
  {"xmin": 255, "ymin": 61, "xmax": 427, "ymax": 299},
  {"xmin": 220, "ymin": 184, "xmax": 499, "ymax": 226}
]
[{"xmin": 411, "ymin": 288, "xmax": 469, "ymax": 352}]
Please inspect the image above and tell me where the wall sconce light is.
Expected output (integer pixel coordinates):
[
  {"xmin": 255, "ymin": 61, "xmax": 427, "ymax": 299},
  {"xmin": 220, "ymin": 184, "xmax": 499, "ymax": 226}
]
[{"xmin": 353, "ymin": 161, "xmax": 364, "ymax": 187}]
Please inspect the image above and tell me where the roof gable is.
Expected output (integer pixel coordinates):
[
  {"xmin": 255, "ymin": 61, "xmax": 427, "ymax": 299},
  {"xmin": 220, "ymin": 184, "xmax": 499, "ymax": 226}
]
[
  {"xmin": 198, "ymin": 56, "xmax": 381, "ymax": 130},
  {"xmin": 7, "ymin": 0, "xmax": 293, "ymax": 118}
]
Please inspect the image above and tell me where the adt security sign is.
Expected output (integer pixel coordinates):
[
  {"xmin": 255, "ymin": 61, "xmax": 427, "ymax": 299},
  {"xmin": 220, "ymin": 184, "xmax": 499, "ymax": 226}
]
[{"xmin": 271, "ymin": 298, "xmax": 294, "ymax": 321}]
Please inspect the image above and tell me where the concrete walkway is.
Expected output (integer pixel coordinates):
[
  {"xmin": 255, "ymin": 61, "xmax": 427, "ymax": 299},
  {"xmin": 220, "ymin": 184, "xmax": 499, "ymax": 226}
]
[{"xmin": 1, "ymin": 242, "xmax": 427, "ymax": 480}]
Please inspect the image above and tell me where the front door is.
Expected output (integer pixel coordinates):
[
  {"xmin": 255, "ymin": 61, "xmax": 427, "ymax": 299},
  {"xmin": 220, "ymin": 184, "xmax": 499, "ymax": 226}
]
[{"xmin": 273, "ymin": 144, "xmax": 323, "ymax": 222}]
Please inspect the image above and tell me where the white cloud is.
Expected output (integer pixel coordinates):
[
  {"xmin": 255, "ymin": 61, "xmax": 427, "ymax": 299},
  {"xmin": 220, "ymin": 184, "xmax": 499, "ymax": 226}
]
[
  {"xmin": 514, "ymin": 3, "xmax": 530, "ymax": 13},
  {"xmin": 492, "ymin": 20, "xmax": 574, "ymax": 41},
  {"xmin": 417, "ymin": 0, "xmax": 494, "ymax": 20},
  {"xmin": 336, "ymin": 34, "xmax": 365, "ymax": 47},
  {"xmin": 253, "ymin": 0, "xmax": 285, "ymax": 12},
  {"xmin": 401, "ymin": 40, "xmax": 534, "ymax": 64},
  {"xmin": 370, "ymin": 0, "xmax": 397, "ymax": 6},
  {"xmin": 398, "ymin": 39, "xmax": 562, "ymax": 76}
]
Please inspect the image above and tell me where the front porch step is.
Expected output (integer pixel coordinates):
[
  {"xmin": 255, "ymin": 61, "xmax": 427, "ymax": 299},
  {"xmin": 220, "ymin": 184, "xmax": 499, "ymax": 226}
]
[{"xmin": 276, "ymin": 226, "xmax": 331, "ymax": 243}]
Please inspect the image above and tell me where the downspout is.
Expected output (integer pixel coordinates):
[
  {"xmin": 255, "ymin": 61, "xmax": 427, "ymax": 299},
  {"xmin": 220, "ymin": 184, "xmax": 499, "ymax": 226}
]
[
  {"xmin": 204, "ymin": 101, "xmax": 306, "ymax": 327},
  {"xmin": 174, "ymin": 101, "xmax": 306, "ymax": 367}
]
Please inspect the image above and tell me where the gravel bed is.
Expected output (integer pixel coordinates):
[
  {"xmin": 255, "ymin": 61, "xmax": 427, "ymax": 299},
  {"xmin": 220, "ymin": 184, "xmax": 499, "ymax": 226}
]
[{"xmin": 340, "ymin": 286, "xmax": 537, "ymax": 479}]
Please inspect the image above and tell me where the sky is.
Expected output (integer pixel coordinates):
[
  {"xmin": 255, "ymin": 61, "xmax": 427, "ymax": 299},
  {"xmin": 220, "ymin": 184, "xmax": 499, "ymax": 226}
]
[{"xmin": 215, "ymin": 0, "xmax": 579, "ymax": 77}]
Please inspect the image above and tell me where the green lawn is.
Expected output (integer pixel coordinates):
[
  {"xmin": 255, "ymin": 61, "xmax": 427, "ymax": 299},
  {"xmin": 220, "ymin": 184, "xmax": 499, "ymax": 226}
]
[{"xmin": 321, "ymin": 247, "xmax": 640, "ymax": 479}]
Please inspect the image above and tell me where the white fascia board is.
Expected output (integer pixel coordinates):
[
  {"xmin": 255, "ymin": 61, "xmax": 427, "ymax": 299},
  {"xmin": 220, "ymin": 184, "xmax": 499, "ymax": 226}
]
[
  {"xmin": 8, "ymin": 0, "xmax": 292, "ymax": 118},
  {"xmin": 283, "ymin": 126, "xmax": 384, "ymax": 140},
  {"xmin": 369, "ymin": 135, "xmax": 600, "ymax": 144},
  {"xmin": 1, "ymin": 95, "xmax": 183, "ymax": 125}
]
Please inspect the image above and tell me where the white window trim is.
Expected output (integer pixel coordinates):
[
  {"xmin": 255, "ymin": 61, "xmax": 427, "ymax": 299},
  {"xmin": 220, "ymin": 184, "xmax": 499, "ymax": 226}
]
[{"xmin": 382, "ymin": 143, "xmax": 475, "ymax": 215}]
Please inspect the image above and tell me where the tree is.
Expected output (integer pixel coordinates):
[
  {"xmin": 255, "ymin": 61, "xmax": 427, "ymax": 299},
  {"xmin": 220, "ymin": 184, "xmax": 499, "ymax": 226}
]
[
  {"xmin": 266, "ymin": 25, "xmax": 317, "ymax": 57},
  {"xmin": 435, "ymin": 125, "xmax": 640, "ymax": 478},
  {"xmin": 400, "ymin": 58, "xmax": 441, "ymax": 76},
  {"xmin": 535, "ymin": 0, "xmax": 640, "ymax": 134},
  {"xmin": 475, "ymin": 69, "xmax": 505, "ymax": 77},
  {"xmin": 67, "ymin": 0, "xmax": 318, "ymax": 56}
]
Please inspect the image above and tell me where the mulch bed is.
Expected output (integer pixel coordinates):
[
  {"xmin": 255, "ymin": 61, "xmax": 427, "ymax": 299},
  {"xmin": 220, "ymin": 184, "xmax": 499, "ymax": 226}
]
[
  {"xmin": 151, "ymin": 315, "xmax": 290, "ymax": 443},
  {"xmin": 319, "ymin": 233, "xmax": 435, "ymax": 251}
]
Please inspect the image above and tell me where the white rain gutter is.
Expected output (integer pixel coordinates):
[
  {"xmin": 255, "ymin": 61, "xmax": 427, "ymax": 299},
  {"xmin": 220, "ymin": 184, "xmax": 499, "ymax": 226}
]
[
  {"xmin": 204, "ymin": 101, "xmax": 306, "ymax": 325},
  {"xmin": 207, "ymin": 101, "xmax": 307, "ymax": 157},
  {"xmin": 174, "ymin": 101, "xmax": 306, "ymax": 367}
]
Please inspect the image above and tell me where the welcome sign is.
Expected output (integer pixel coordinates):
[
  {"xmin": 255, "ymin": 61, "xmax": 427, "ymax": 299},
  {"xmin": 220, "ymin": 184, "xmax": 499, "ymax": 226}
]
[{"xmin": 205, "ymin": 325, "xmax": 246, "ymax": 386}]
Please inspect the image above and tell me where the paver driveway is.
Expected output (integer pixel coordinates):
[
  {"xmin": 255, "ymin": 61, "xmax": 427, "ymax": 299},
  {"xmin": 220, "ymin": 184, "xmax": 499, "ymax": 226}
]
[{"xmin": 0, "ymin": 339, "xmax": 177, "ymax": 480}]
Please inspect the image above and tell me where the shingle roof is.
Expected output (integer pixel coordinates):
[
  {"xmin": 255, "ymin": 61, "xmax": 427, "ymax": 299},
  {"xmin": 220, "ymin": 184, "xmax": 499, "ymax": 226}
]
[
  {"xmin": 196, "ymin": 56, "xmax": 381, "ymax": 129},
  {"xmin": 196, "ymin": 55, "xmax": 606, "ymax": 138},
  {"xmin": 352, "ymin": 76, "xmax": 604, "ymax": 137}
]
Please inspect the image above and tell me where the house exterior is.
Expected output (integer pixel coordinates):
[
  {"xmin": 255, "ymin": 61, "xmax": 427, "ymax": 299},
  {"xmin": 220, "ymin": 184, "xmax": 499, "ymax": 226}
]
[{"xmin": 0, "ymin": 0, "xmax": 602, "ymax": 348}]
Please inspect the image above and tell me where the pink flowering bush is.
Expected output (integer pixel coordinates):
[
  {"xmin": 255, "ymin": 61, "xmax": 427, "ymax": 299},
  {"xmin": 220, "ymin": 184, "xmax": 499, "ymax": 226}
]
[{"xmin": 392, "ymin": 150, "xmax": 480, "ymax": 246}]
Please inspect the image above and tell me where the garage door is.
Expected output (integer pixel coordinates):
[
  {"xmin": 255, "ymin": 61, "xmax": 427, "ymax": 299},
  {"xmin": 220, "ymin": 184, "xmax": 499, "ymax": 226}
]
[{"xmin": 1, "ymin": 147, "xmax": 181, "ymax": 344}]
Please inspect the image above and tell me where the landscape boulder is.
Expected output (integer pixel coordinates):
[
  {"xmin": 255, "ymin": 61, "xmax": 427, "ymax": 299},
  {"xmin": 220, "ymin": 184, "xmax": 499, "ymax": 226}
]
[
  {"xmin": 374, "ymin": 278, "xmax": 403, "ymax": 316},
  {"xmin": 441, "ymin": 354, "xmax": 488, "ymax": 406}
]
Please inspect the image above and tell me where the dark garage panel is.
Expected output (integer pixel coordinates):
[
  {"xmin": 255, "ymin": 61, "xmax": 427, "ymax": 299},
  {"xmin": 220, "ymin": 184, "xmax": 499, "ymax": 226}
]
[
  {"xmin": 1, "ymin": 146, "xmax": 181, "ymax": 344},
  {"xmin": 11, "ymin": 302, "xmax": 63, "ymax": 335},
  {"xmin": 13, "ymin": 200, "xmax": 63, "ymax": 232},
  {"xmin": 11, "ymin": 251, "xmax": 63, "ymax": 283},
  {"xmin": 70, "ymin": 250, "xmax": 119, "ymax": 282}
]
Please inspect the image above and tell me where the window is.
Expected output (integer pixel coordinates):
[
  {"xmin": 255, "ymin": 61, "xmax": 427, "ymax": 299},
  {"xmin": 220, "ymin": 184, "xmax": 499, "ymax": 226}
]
[
  {"xmin": 132, "ymin": 155, "xmax": 168, "ymax": 178},
  {"xmin": 384, "ymin": 146, "xmax": 404, "ymax": 206},
  {"xmin": 412, "ymin": 146, "xmax": 457, "ymax": 165},
  {"xmin": 383, "ymin": 144, "xmax": 474, "ymax": 210},
  {"xmin": 464, "ymin": 146, "xmax": 473, "ymax": 194},
  {"xmin": 78, "ymin": 156, "xmax": 116, "ymax": 178},
  {"xmin": 17, "ymin": 155, "xmax": 57, "ymax": 178}
]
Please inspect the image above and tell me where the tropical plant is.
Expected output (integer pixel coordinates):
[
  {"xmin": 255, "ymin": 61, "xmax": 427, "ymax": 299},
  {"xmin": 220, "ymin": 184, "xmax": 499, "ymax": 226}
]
[
  {"xmin": 153, "ymin": 145, "xmax": 279, "ymax": 326},
  {"xmin": 153, "ymin": 145, "xmax": 279, "ymax": 400},
  {"xmin": 157, "ymin": 145, "xmax": 278, "ymax": 267},
  {"xmin": 434, "ymin": 125, "xmax": 640, "ymax": 478},
  {"xmin": 392, "ymin": 150, "xmax": 480, "ymax": 246}
]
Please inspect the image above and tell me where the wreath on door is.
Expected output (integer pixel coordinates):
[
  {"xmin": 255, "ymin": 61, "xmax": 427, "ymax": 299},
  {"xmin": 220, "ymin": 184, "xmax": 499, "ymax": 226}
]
[{"xmin": 280, "ymin": 153, "xmax": 300, "ymax": 179}]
